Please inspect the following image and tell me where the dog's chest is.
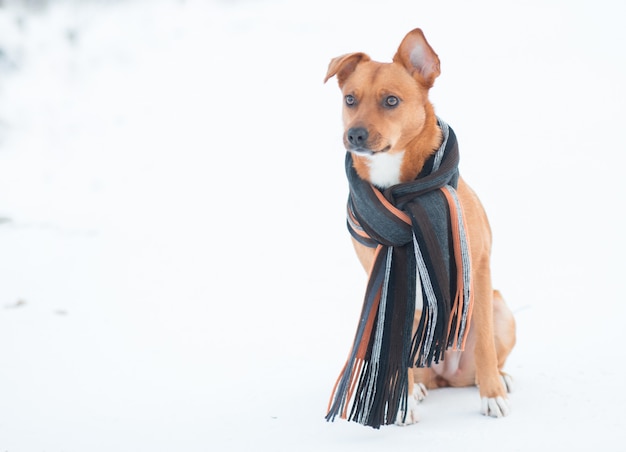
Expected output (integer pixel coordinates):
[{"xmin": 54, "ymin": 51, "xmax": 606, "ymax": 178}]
[{"xmin": 365, "ymin": 151, "xmax": 405, "ymax": 189}]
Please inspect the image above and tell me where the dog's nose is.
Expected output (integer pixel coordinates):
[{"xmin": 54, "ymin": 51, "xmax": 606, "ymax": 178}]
[{"xmin": 347, "ymin": 127, "xmax": 369, "ymax": 147}]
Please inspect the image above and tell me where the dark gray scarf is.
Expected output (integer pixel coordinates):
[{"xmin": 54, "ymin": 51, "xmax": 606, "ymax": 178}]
[{"xmin": 326, "ymin": 119, "xmax": 473, "ymax": 429}]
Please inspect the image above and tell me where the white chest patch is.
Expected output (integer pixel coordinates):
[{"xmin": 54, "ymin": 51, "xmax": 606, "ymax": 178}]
[{"xmin": 366, "ymin": 151, "xmax": 405, "ymax": 189}]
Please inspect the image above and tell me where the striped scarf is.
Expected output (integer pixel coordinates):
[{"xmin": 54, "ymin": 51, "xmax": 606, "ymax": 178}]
[{"xmin": 326, "ymin": 119, "xmax": 474, "ymax": 429}]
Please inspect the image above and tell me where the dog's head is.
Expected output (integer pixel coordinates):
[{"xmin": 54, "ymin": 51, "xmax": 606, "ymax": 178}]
[{"xmin": 324, "ymin": 28, "xmax": 442, "ymax": 186}]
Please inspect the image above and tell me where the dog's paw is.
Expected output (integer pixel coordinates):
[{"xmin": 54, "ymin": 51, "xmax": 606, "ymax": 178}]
[
  {"xmin": 395, "ymin": 383, "xmax": 426, "ymax": 426},
  {"xmin": 414, "ymin": 382, "xmax": 428, "ymax": 401},
  {"xmin": 501, "ymin": 373, "xmax": 514, "ymax": 393},
  {"xmin": 481, "ymin": 396, "xmax": 511, "ymax": 418},
  {"xmin": 395, "ymin": 396, "xmax": 420, "ymax": 426}
]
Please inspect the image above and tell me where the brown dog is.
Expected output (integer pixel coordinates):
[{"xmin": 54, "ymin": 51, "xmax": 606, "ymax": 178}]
[{"xmin": 324, "ymin": 28, "xmax": 516, "ymax": 424}]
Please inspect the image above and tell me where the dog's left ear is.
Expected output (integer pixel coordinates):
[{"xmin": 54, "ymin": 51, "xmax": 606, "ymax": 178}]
[
  {"xmin": 393, "ymin": 28, "xmax": 440, "ymax": 88},
  {"xmin": 324, "ymin": 52, "xmax": 371, "ymax": 87}
]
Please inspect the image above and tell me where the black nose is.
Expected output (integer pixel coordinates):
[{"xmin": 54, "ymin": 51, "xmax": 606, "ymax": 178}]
[{"xmin": 347, "ymin": 127, "xmax": 369, "ymax": 147}]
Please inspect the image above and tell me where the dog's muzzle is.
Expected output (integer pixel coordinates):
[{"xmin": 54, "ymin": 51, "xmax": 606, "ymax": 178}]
[{"xmin": 345, "ymin": 127, "xmax": 390, "ymax": 156}]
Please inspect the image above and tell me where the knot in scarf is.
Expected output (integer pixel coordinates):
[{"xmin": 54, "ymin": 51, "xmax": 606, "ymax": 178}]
[{"xmin": 326, "ymin": 118, "xmax": 474, "ymax": 429}]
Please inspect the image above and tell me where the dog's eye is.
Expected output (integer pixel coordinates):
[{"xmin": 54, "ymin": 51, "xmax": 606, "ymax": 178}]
[
  {"xmin": 384, "ymin": 96, "xmax": 400, "ymax": 108},
  {"xmin": 345, "ymin": 95, "xmax": 356, "ymax": 107}
]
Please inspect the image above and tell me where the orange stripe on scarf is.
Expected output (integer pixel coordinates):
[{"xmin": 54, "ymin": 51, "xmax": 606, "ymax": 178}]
[
  {"xmin": 440, "ymin": 186, "xmax": 474, "ymax": 350},
  {"xmin": 372, "ymin": 188, "xmax": 411, "ymax": 224}
]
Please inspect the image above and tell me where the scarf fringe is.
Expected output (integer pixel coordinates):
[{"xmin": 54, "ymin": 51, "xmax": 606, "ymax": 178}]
[{"xmin": 441, "ymin": 185, "xmax": 474, "ymax": 350}]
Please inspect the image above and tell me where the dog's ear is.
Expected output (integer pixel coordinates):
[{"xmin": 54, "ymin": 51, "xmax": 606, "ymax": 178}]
[
  {"xmin": 393, "ymin": 28, "xmax": 440, "ymax": 88},
  {"xmin": 324, "ymin": 52, "xmax": 370, "ymax": 87}
]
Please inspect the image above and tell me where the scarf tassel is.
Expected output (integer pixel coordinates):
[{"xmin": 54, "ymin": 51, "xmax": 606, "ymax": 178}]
[
  {"xmin": 326, "ymin": 246, "xmax": 415, "ymax": 428},
  {"xmin": 441, "ymin": 186, "xmax": 474, "ymax": 350}
]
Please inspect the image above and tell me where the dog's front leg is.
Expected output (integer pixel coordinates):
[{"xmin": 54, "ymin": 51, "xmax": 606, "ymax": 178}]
[
  {"xmin": 351, "ymin": 238, "xmax": 376, "ymax": 273},
  {"xmin": 471, "ymin": 263, "xmax": 511, "ymax": 417}
]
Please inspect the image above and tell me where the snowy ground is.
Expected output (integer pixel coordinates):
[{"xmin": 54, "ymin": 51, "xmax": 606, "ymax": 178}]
[{"xmin": 1, "ymin": 0, "xmax": 625, "ymax": 450}]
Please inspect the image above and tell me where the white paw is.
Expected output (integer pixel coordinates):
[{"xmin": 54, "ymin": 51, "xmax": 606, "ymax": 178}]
[
  {"xmin": 481, "ymin": 396, "xmax": 511, "ymax": 418},
  {"xmin": 395, "ymin": 383, "xmax": 426, "ymax": 426},
  {"xmin": 501, "ymin": 374, "xmax": 514, "ymax": 393},
  {"xmin": 414, "ymin": 382, "xmax": 428, "ymax": 401}
]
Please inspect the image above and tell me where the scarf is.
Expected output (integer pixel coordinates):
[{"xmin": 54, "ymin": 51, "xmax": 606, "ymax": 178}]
[{"xmin": 325, "ymin": 119, "xmax": 474, "ymax": 429}]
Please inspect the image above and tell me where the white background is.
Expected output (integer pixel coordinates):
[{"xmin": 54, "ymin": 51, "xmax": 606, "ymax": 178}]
[{"xmin": 1, "ymin": 0, "xmax": 625, "ymax": 450}]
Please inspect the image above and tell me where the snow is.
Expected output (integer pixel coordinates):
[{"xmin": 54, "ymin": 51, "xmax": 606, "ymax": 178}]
[{"xmin": 0, "ymin": 0, "xmax": 625, "ymax": 450}]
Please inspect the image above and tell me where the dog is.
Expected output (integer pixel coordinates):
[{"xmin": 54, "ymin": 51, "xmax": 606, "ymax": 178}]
[{"xmin": 324, "ymin": 28, "xmax": 516, "ymax": 424}]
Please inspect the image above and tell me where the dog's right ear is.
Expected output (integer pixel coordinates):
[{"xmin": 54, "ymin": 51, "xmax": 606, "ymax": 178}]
[{"xmin": 324, "ymin": 52, "xmax": 370, "ymax": 87}]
